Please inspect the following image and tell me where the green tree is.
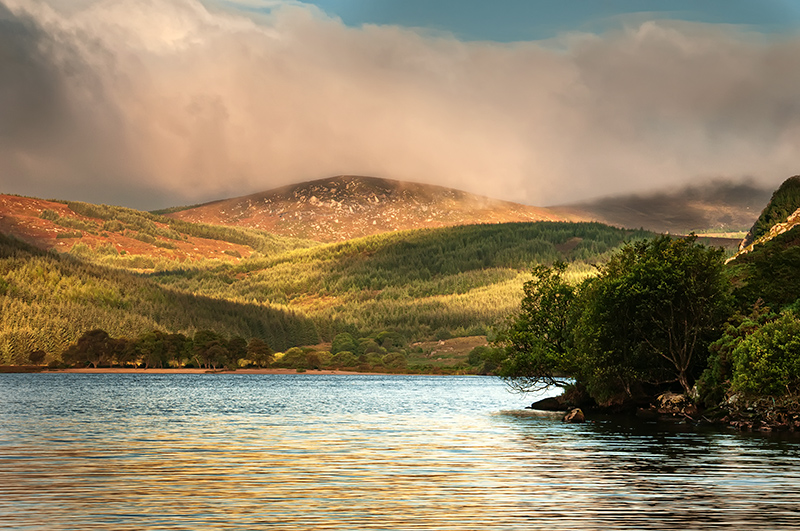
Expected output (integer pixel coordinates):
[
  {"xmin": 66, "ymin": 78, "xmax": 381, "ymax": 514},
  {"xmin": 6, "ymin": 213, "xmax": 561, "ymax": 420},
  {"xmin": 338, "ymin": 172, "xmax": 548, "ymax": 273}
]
[
  {"xmin": 729, "ymin": 311, "xmax": 800, "ymax": 398},
  {"xmin": 27, "ymin": 350, "xmax": 46, "ymax": 365},
  {"xmin": 499, "ymin": 236, "xmax": 732, "ymax": 405},
  {"xmin": 576, "ymin": 235, "xmax": 731, "ymax": 399},
  {"xmin": 135, "ymin": 331, "xmax": 168, "ymax": 369},
  {"xmin": 247, "ymin": 338, "xmax": 274, "ymax": 368},
  {"xmin": 697, "ymin": 302, "xmax": 775, "ymax": 406},
  {"xmin": 331, "ymin": 333, "xmax": 357, "ymax": 354},
  {"xmin": 496, "ymin": 262, "xmax": 578, "ymax": 392},
  {"xmin": 63, "ymin": 329, "xmax": 114, "ymax": 368}
]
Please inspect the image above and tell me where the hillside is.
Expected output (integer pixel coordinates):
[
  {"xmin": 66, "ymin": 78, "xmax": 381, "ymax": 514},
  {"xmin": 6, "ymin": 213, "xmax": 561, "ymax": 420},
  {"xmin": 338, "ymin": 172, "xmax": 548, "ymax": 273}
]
[
  {"xmin": 737, "ymin": 175, "xmax": 800, "ymax": 250},
  {"xmin": 552, "ymin": 180, "xmax": 770, "ymax": 238},
  {"xmin": 148, "ymin": 222, "xmax": 652, "ymax": 342},
  {"xmin": 0, "ymin": 233, "xmax": 317, "ymax": 364},
  {"xmin": 0, "ymin": 194, "xmax": 316, "ymax": 266},
  {"xmin": 161, "ymin": 176, "xmax": 566, "ymax": 242},
  {"xmin": 725, "ymin": 175, "xmax": 800, "ymax": 309}
]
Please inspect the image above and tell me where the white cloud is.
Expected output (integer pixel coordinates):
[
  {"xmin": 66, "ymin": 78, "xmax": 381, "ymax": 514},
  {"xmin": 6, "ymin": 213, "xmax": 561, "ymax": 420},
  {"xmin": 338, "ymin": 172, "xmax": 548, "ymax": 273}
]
[{"xmin": 1, "ymin": 0, "xmax": 799, "ymax": 209}]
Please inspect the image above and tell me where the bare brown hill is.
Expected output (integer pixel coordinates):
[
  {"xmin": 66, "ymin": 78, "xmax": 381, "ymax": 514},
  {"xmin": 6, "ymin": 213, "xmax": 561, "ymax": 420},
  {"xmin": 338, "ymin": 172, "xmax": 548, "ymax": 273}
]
[
  {"xmin": 162, "ymin": 176, "xmax": 565, "ymax": 242},
  {"xmin": 0, "ymin": 194, "xmax": 254, "ymax": 261}
]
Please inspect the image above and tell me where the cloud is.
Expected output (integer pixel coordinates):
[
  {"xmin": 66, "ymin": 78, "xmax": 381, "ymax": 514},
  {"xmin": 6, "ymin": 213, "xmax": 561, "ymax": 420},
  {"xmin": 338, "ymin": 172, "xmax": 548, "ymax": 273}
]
[{"xmin": 1, "ymin": 0, "xmax": 799, "ymax": 209}]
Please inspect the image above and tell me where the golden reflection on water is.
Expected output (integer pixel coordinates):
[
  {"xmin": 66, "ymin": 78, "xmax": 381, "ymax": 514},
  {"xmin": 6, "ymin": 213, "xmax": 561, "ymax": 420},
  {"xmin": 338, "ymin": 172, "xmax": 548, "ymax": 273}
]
[{"xmin": 2, "ymin": 374, "xmax": 800, "ymax": 530}]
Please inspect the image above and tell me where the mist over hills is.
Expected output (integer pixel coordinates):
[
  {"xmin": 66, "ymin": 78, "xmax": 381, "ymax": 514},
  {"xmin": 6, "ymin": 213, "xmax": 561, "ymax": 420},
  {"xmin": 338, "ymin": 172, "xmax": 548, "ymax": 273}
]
[
  {"xmin": 552, "ymin": 180, "xmax": 772, "ymax": 236},
  {"xmin": 161, "ymin": 175, "xmax": 771, "ymax": 243}
]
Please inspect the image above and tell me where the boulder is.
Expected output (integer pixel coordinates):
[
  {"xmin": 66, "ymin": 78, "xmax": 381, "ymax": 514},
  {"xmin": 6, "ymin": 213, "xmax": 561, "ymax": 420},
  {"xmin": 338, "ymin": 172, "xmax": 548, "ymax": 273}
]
[
  {"xmin": 563, "ymin": 408, "xmax": 585, "ymax": 423},
  {"xmin": 526, "ymin": 397, "xmax": 566, "ymax": 411},
  {"xmin": 656, "ymin": 392, "xmax": 698, "ymax": 417}
]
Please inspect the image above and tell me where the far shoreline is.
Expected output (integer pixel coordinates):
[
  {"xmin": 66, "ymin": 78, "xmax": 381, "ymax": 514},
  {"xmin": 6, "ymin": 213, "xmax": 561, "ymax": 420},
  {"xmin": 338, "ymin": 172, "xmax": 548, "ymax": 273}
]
[
  {"xmin": 52, "ymin": 368, "xmax": 387, "ymax": 375},
  {"xmin": 0, "ymin": 366, "xmax": 469, "ymax": 376}
]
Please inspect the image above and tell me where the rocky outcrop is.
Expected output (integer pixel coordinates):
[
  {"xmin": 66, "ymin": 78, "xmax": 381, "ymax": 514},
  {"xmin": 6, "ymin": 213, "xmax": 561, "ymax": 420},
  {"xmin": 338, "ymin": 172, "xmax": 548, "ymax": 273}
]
[
  {"xmin": 656, "ymin": 391, "xmax": 698, "ymax": 418},
  {"xmin": 563, "ymin": 408, "xmax": 585, "ymax": 423},
  {"xmin": 728, "ymin": 206, "xmax": 800, "ymax": 263},
  {"xmin": 717, "ymin": 395, "xmax": 800, "ymax": 433}
]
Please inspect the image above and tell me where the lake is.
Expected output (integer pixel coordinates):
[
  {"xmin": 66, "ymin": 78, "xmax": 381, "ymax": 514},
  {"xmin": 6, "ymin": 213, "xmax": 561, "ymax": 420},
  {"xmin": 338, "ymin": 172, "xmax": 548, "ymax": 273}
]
[{"xmin": 1, "ymin": 373, "xmax": 799, "ymax": 529}]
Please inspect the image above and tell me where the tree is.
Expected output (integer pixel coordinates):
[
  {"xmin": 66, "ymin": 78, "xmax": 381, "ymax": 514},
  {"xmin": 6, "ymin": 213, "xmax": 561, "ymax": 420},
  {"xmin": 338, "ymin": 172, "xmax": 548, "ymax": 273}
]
[
  {"xmin": 247, "ymin": 338, "xmax": 274, "ymax": 368},
  {"xmin": 496, "ymin": 262, "xmax": 578, "ymax": 392},
  {"xmin": 62, "ymin": 329, "xmax": 114, "ymax": 368},
  {"xmin": 27, "ymin": 350, "xmax": 46, "ymax": 365},
  {"xmin": 575, "ymin": 235, "xmax": 731, "ymax": 399},
  {"xmin": 729, "ymin": 310, "xmax": 800, "ymax": 398},
  {"xmin": 499, "ymin": 236, "xmax": 732, "ymax": 405},
  {"xmin": 135, "ymin": 331, "xmax": 168, "ymax": 369},
  {"xmin": 331, "ymin": 333, "xmax": 357, "ymax": 354}
]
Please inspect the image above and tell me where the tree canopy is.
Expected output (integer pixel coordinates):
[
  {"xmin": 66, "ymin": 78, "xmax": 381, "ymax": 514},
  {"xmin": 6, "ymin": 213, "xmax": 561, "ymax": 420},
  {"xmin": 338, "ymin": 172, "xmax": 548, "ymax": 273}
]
[{"xmin": 499, "ymin": 235, "xmax": 733, "ymax": 405}]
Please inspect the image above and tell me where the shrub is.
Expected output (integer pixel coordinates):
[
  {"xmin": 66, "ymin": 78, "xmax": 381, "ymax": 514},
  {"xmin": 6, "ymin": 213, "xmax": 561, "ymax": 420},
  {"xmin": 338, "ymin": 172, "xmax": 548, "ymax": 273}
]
[{"xmin": 730, "ymin": 311, "xmax": 800, "ymax": 398}]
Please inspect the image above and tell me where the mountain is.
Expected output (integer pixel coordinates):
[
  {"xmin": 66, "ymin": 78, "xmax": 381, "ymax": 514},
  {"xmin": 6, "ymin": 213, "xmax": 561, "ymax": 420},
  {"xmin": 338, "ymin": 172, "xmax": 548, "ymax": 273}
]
[
  {"xmin": 162, "ymin": 175, "xmax": 769, "ymax": 243},
  {"xmin": 551, "ymin": 180, "xmax": 771, "ymax": 237},
  {"xmin": 0, "ymin": 194, "xmax": 315, "ymax": 265},
  {"xmin": 160, "ymin": 175, "xmax": 565, "ymax": 242}
]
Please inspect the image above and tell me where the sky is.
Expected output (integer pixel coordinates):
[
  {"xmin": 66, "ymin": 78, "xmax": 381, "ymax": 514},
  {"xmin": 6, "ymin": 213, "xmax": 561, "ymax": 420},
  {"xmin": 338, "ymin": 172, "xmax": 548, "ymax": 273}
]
[{"xmin": 2, "ymin": 0, "xmax": 800, "ymax": 210}]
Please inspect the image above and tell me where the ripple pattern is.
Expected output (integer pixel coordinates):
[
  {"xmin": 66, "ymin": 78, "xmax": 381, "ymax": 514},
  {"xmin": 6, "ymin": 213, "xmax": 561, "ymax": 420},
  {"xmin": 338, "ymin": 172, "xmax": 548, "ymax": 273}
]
[{"xmin": 1, "ymin": 374, "xmax": 800, "ymax": 529}]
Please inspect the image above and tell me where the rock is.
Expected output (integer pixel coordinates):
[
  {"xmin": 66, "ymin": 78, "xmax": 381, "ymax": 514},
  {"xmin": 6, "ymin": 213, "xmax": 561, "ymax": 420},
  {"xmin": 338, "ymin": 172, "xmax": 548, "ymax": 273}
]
[
  {"xmin": 526, "ymin": 397, "xmax": 566, "ymax": 411},
  {"xmin": 656, "ymin": 392, "xmax": 697, "ymax": 418},
  {"xmin": 563, "ymin": 408, "xmax": 585, "ymax": 423}
]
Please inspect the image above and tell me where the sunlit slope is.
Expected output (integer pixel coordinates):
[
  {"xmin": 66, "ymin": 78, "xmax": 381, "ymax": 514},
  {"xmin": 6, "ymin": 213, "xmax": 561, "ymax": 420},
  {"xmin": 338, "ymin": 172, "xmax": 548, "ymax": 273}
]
[
  {"xmin": 161, "ymin": 175, "xmax": 566, "ymax": 242},
  {"xmin": 0, "ymin": 194, "xmax": 317, "ymax": 265},
  {"xmin": 738, "ymin": 175, "xmax": 800, "ymax": 250},
  {"xmin": 148, "ymin": 222, "xmax": 653, "ymax": 341},
  {"xmin": 0, "ymin": 234, "xmax": 317, "ymax": 364}
]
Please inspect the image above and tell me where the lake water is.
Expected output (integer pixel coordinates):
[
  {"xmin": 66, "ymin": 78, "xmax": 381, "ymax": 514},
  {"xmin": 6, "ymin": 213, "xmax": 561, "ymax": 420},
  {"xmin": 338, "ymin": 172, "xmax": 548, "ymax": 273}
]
[{"xmin": 1, "ymin": 373, "xmax": 799, "ymax": 530}]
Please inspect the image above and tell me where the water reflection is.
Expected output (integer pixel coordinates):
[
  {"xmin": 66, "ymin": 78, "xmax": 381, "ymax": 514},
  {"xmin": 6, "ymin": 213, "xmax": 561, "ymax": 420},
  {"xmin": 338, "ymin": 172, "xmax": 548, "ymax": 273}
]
[{"xmin": 1, "ymin": 374, "xmax": 799, "ymax": 529}]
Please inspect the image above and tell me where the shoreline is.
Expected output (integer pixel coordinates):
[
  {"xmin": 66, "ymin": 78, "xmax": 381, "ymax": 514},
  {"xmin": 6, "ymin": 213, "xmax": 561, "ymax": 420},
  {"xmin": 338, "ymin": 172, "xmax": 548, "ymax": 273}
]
[
  {"xmin": 53, "ymin": 368, "xmax": 385, "ymax": 375},
  {"xmin": 2, "ymin": 365, "xmax": 475, "ymax": 376}
]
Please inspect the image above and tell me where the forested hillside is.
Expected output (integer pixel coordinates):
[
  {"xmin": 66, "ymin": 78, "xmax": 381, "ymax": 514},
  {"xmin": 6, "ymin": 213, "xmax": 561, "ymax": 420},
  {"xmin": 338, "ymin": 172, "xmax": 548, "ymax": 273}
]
[
  {"xmin": 0, "ymin": 234, "xmax": 317, "ymax": 364},
  {"xmin": 1, "ymin": 189, "xmax": 652, "ymax": 365},
  {"xmin": 145, "ymin": 222, "xmax": 652, "ymax": 342}
]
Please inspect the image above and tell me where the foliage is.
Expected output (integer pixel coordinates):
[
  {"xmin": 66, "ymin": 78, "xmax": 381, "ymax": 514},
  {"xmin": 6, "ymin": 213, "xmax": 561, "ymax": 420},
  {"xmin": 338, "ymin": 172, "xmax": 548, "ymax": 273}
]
[
  {"xmin": 575, "ymin": 235, "xmax": 731, "ymax": 400},
  {"xmin": 331, "ymin": 333, "xmax": 358, "ymax": 354},
  {"xmin": 147, "ymin": 222, "xmax": 649, "ymax": 343},
  {"xmin": 728, "ymin": 227, "xmax": 800, "ymax": 311},
  {"xmin": 247, "ymin": 338, "xmax": 274, "ymax": 367},
  {"xmin": 499, "ymin": 235, "xmax": 733, "ymax": 406},
  {"xmin": 728, "ymin": 311, "xmax": 800, "ymax": 398},
  {"xmin": 697, "ymin": 303, "xmax": 776, "ymax": 406},
  {"xmin": 0, "ymin": 233, "xmax": 316, "ymax": 363},
  {"xmin": 467, "ymin": 345, "xmax": 505, "ymax": 375},
  {"xmin": 496, "ymin": 262, "xmax": 578, "ymax": 391}
]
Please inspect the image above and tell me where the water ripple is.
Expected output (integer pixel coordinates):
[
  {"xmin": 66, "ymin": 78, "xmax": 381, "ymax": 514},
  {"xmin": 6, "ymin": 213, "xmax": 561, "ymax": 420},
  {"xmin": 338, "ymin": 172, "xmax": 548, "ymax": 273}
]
[{"xmin": 1, "ymin": 374, "xmax": 799, "ymax": 529}]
